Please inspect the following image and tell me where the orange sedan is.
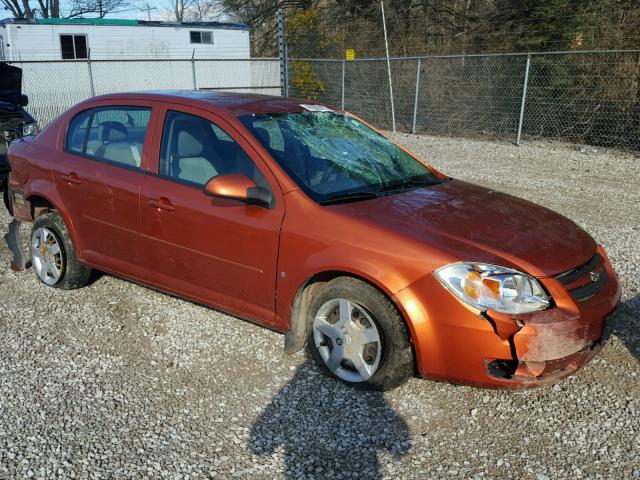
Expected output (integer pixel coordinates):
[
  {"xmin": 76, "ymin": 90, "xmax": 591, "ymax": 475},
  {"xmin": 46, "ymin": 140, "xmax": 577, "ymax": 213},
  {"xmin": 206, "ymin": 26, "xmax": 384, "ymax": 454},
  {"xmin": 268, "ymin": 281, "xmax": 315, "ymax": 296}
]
[{"xmin": 6, "ymin": 92, "xmax": 621, "ymax": 390}]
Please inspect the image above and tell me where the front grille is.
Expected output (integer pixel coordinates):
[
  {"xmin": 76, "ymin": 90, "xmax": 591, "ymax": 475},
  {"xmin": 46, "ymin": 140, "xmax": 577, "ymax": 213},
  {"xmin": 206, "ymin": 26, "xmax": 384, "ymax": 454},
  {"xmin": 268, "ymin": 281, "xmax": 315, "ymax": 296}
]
[{"xmin": 555, "ymin": 253, "xmax": 608, "ymax": 302}]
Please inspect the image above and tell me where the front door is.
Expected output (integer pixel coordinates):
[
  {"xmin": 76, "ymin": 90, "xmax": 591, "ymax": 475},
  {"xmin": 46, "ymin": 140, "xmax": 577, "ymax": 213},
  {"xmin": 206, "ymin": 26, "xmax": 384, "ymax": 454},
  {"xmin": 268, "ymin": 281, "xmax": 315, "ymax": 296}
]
[
  {"xmin": 139, "ymin": 107, "xmax": 285, "ymax": 325},
  {"xmin": 53, "ymin": 104, "xmax": 153, "ymax": 275}
]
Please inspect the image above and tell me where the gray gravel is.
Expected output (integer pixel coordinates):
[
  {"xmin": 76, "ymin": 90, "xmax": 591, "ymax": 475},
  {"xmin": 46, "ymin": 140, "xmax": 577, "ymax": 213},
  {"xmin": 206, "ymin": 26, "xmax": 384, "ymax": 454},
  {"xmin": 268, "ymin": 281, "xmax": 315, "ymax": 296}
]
[{"xmin": 1, "ymin": 135, "xmax": 639, "ymax": 479}]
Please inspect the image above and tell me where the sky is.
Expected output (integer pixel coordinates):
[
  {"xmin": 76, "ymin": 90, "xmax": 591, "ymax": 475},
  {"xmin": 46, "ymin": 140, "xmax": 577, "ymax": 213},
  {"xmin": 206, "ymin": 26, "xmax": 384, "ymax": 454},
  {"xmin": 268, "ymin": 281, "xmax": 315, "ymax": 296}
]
[
  {"xmin": 56, "ymin": 0, "xmax": 171, "ymax": 21},
  {"xmin": 54, "ymin": 0, "xmax": 229, "ymax": 22}
]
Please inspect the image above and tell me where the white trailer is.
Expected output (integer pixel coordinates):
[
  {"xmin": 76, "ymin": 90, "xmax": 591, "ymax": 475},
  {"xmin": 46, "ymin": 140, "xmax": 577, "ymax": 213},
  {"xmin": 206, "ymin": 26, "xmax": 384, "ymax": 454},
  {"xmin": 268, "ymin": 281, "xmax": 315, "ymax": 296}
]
[
  {"xmin": 0, "ymin": 18, "xmax": 250, "ymax": 61},
  {"xmin": 0, "ymin": 18, "xmax": 276, "ymax": 126}
]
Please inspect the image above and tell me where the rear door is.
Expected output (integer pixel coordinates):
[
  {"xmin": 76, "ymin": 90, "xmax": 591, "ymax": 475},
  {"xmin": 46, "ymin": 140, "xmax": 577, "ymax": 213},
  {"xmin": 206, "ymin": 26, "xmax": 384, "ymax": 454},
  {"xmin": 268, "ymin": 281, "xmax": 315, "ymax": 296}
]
[
  {"xmin": 53, "ymin": 103, "xmax": 154, "ymax": 276},
  {"xmin": 139, "ymin": 105, "xmax": 285, "ymax": 325}
]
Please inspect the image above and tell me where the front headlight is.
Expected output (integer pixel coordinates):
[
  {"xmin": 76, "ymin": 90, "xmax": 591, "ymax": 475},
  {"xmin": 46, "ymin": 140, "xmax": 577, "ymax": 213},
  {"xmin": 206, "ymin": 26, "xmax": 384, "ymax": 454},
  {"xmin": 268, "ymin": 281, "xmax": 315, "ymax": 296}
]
[
  {"xmin": 21, "ymin": 122, "xmax": 38, "ymax": 137},
  {"xmin": 434, "ymin": 263, "xmax": 549, "ymax": 314}
]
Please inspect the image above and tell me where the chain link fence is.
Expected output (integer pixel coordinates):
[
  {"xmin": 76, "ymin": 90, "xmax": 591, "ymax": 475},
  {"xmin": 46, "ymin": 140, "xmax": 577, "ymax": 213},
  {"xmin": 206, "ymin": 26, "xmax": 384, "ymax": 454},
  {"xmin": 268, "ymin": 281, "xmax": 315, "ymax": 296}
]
[
  {"xmin": 288, "ymin": 50, "xmax": 640, "ymax": 150},
  {"xmin": 7, "ymin": 50, "xmax": 640, "ymax": 150},
  {"xmin": 8, "ymin": 58, "xmax": 280, "ymax": 127}
]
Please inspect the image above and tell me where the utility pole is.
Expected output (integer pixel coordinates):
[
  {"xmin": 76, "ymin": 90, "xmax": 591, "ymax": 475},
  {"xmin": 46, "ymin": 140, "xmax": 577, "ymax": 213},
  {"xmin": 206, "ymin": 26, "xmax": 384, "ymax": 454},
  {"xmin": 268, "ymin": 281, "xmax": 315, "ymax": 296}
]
[{"xmin": 143, "ymin": 2, "xmax": 156, "ymax": 21}]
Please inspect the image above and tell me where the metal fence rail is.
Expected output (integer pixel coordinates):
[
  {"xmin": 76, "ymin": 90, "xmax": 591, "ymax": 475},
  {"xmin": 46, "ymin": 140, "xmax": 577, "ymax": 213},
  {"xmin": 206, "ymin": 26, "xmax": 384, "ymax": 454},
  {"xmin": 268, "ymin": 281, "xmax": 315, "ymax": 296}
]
[
  {"xmin": 8, "ymin": 58, "xmax": 281, "ymax": 127},
  {"xmin": 288, "ymin": 50, "xmax": 640, "ymax": 150}
]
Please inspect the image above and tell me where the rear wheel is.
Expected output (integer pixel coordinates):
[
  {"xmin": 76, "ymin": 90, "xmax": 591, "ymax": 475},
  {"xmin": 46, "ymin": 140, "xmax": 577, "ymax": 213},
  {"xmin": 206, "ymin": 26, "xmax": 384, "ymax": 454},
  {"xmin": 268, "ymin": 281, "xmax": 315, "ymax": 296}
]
[
  {"xmin": 308, "ymin": 277, "xmax": 414, "ymax": 390},
  {"xmin": 31, "ymin": 212, "xmax": 91, "ymax": 289}
]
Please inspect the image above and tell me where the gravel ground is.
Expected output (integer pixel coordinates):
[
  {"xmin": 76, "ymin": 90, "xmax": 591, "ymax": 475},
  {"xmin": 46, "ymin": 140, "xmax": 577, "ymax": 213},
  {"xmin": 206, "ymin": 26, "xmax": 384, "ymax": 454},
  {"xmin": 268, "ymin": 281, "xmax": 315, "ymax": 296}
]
[{"xmin": 1, "ymin": 135, "xmax": 639, "ymax": 479}]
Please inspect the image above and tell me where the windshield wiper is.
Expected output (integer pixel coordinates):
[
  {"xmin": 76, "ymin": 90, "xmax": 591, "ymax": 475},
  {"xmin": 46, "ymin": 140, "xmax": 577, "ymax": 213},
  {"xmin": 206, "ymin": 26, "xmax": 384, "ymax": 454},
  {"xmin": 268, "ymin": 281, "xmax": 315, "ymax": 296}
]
[
  {"xmin": 378, "ymin": 177, "xmax": 443, "ymax": 194},
  {"xmin": 318, "ymin": 191, "xmax": 379, "ymax": 205}
]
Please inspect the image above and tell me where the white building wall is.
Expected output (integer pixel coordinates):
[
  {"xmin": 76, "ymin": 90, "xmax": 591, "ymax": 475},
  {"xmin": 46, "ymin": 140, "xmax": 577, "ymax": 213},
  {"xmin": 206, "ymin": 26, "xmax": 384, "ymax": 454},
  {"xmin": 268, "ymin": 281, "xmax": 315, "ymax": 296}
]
[{"xmin": 2, "ymin": 23, "xmax": 250, "ymax": 61}]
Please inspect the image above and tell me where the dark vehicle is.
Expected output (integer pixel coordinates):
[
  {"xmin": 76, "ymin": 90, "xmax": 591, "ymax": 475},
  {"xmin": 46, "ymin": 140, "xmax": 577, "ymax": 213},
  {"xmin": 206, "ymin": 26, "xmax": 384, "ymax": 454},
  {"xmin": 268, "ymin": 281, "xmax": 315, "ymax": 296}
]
[{"xmin": 1, "ymin": 62, "xmax": 37, "ymax": 205}]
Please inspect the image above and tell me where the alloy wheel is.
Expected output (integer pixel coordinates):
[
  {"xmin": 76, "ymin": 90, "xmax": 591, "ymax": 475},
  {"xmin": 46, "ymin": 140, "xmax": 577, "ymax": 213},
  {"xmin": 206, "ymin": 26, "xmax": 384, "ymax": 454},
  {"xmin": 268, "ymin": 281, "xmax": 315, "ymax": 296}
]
[{"xmin": 31, "ymin": 227, "xmax": 64, "ymax": 286}]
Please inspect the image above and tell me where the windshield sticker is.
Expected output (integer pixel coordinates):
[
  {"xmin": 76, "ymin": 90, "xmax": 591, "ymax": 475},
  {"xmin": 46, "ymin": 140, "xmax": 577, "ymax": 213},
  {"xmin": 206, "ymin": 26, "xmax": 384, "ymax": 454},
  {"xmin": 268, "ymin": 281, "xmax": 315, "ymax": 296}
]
[{"xmin": 300, "ymin": 104, "xmax": 334, "ymax": 112}]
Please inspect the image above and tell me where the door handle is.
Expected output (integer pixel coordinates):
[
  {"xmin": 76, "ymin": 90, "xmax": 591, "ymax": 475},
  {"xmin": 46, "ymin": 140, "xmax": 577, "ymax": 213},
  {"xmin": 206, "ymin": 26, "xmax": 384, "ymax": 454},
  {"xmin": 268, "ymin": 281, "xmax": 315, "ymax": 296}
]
[
  {"xmin": 146, "ymin": 197, "xmax": 175, "ymax": 212},
  {"xmin": 61, "ymin": 172, "xmax": 82, "ymax": 185}
]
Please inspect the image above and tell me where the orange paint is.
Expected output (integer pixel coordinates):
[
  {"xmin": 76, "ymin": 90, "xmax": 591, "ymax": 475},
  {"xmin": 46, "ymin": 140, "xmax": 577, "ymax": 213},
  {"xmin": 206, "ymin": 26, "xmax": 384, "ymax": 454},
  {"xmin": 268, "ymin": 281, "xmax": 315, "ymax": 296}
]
[{"xmin": 7, "ymin": 91, "xmax": 621, "ymax": 388}]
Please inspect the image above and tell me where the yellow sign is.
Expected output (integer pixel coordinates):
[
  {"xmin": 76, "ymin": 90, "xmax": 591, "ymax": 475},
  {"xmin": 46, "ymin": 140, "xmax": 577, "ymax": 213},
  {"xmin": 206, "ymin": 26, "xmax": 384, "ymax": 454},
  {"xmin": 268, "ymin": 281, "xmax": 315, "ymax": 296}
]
[{"xmin": 345, "ymin": 49, "xmax": 355, "ymax": 61}]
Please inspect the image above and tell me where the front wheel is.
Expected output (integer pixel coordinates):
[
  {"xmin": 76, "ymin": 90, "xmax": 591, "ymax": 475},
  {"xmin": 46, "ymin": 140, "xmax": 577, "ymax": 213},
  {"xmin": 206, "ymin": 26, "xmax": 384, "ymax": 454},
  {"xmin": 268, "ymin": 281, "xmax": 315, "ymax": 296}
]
[
  {"xmin": 31, "ymin": 212, "xmax": 91, "ymax": 289},
  {"xmin": 308, "ymin": 277, "xmax": 414, "ymax": 390}
]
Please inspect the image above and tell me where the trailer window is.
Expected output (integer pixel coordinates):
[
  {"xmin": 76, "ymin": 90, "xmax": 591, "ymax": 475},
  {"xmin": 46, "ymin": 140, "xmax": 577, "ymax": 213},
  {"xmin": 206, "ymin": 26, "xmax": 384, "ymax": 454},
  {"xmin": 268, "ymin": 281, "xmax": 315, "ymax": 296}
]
[
  {"xmin": 190, "ymin": 31, "xmax": 213, "ymax": 45},
  {"xmin": 60, "ymin": 35, "xmax": 88, "ymax": 60}
]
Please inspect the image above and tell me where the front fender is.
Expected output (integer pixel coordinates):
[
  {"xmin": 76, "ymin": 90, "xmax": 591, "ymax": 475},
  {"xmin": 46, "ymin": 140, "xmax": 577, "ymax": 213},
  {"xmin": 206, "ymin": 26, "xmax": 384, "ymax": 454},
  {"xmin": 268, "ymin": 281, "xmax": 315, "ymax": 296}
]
[{"xmin": 279, "ymin": 264, "xmax": 405, "ymax": 354}]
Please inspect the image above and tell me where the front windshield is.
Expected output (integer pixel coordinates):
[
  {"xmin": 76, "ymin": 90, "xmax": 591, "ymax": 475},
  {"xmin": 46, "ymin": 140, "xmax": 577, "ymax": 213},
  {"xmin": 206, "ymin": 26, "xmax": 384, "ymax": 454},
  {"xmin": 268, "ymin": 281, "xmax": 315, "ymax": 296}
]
[{"xmin": 238, "ymin": 111, "xmax": 442, "ymax": 204}]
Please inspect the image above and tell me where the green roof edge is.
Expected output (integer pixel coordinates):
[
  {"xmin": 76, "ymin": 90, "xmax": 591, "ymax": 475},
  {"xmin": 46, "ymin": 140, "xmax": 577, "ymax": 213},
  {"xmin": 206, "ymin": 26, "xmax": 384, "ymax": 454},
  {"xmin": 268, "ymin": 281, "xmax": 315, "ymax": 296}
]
[{"xmin": 35, "ymin": 18, "xmax": 139, "ymax": 26}]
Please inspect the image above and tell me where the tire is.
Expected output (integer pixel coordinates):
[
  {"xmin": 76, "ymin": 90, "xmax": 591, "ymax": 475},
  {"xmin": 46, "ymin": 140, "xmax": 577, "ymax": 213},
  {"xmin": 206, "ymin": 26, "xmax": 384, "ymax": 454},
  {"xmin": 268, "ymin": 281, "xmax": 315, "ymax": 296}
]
[
  {"xmin": 30, "ymin": 211, "xmax": 91, "ymax": 289},
  {"xmin": 307, "ymin": 277, "xmax": 414, "ymax": 390}
]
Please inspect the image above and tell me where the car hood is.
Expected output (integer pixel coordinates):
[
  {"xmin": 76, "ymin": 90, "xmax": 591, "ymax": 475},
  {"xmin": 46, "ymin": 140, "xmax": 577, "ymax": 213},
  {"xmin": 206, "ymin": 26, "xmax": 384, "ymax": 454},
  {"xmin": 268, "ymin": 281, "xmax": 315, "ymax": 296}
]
[
  {"xmin": 0, "ymin": 63, "xmax": 28, "ymax": 107},
  {"xmin": 331, "ymin": 179, "xmax": 595, "ymax": 277},
  {"xmin": 0, "ymin": 63, "xmax": 33, "ymax": 133}
]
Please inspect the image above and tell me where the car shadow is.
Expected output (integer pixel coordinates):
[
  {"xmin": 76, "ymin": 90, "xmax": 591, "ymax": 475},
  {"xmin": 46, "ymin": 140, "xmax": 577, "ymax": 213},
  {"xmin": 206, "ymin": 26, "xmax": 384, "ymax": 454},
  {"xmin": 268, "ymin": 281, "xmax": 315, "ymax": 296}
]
[
  {"xmin": 250, "ymin": 359, "xmax": 411, "ymax": 479},
  {"xmin": 613, "ymin": 293, "xmax": 639, "ymax": 362}
]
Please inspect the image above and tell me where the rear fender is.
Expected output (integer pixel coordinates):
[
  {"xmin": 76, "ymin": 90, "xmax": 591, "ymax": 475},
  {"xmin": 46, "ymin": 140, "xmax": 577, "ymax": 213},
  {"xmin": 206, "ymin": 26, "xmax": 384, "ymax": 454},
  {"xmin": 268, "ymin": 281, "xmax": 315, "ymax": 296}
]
[{"xmin": 20, "ymin": 179, "xmax": 79, "ymax": 250}]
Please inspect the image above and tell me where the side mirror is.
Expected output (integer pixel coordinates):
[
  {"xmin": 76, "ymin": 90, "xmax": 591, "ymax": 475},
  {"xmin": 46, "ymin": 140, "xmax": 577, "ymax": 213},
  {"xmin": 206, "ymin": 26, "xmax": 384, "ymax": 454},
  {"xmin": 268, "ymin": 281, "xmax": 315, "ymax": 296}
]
[{"xmin": 203, "ymin": 174, "xmax": 272, "ymax": 207}]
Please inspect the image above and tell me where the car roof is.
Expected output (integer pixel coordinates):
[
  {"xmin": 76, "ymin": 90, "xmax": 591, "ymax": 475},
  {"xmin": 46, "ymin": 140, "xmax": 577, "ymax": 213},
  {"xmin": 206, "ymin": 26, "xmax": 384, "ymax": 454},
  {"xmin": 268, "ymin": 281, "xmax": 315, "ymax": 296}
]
[{"xmin": 86, "ymin": 90, "xmax": 332, "ymax": 117}]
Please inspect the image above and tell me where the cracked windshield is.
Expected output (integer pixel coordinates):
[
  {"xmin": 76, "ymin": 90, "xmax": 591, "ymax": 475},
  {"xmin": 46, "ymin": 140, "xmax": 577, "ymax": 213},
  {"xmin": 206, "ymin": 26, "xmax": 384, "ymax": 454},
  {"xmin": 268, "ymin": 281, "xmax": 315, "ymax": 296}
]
[{"xmin": 240, "ymin": 111, "xmax": 442, "ymax": 204}]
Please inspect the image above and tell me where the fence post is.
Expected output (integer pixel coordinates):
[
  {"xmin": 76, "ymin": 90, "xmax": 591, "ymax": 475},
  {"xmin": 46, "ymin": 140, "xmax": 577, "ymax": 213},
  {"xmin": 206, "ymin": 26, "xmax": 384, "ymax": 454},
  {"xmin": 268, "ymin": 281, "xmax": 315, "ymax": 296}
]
[
  {"xmin": 517, "ymin": 54, "xmax": 531, "ymax": 146},
  {"xmin": 277, "ymin": 8, "xmax": 288, "ymax": 97},
  {"xmin": 87, "ymin": 49, "xmax": 95, "ymax": 97},
  {"xmin": 191, "ymin": 49, "xmax": 197, "ymax": 89},
  {"xmin": 380, "ymin": 1, "xmax": 396, "ymax": 133},
  {"xmin": 412, "ymin": 58, "xmax": 421, "ymax": 134},
  {"xmin": 285, "ymin": 42, "xmax": 289, "ymax": 96},
  {"xmin": 341, "ymin": 59, "xmax": 346, "ymax": 109}
]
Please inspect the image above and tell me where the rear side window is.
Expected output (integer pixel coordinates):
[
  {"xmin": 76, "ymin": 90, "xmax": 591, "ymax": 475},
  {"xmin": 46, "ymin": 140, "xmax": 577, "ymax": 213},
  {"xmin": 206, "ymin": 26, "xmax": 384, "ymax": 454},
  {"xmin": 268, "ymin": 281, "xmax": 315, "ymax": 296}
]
[
  {"xmin": 66, "ymin": 111, "xmax": 91, "ymax": 153},
  {"xmin": 65, "ymin": 106, "xmax": 151, "ymax": 169}
]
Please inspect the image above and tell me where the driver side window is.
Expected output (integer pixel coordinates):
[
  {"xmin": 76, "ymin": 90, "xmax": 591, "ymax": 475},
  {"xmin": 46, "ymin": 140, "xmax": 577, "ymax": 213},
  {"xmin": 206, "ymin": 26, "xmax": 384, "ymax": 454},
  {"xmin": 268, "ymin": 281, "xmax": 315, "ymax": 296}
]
[{"xmin": 159, "ymin": 110, "xmax": 268, "ymax": 189}]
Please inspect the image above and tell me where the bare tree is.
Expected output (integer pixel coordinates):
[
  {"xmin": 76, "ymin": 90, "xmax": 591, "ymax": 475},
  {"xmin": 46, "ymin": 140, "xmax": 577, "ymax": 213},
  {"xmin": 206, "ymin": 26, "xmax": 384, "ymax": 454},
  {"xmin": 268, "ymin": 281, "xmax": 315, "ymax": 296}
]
[
  {"xmin": 1, "ymin": 0, "xmax": 31, "ymax": 18},
  {"xmin": 66, "ymin": 0, "xmax": 131, "ymax": 18},
  {"xmin": 1, "ymin": 0, "xmax": 126, "ymax": 18},
  {"xmin": 33, "ymin": 0, "xmax": 61, "ymax": 18},
  {"xmin": 171, "ymin": 0, "xmax": 191, "ymax": 21},
  {"xmin": 188, "ymin": 0, "xmax": 222, "ymax": 21},
  {"xmin": 218, "ymin": 0, "xmax": 311, "ymax": 56},
  {"xmin": 166, "ymin": 0, "xmax": 194, "ymax": 21},
  {"xmin": 162, "ymin": 0, "xmax": 220, "ymax": 22}
]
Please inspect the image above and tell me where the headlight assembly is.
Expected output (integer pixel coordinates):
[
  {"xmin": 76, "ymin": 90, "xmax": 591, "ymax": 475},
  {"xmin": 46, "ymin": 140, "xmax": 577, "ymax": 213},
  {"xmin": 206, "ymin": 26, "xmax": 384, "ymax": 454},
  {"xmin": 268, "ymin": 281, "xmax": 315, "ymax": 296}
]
[
  {"xmin": 21, "ymin": 122, "xmax": 39, "ymax": 137},
  {"xmin": 434, "ymin": 263, "xmax": 549, "ymax": 314}
]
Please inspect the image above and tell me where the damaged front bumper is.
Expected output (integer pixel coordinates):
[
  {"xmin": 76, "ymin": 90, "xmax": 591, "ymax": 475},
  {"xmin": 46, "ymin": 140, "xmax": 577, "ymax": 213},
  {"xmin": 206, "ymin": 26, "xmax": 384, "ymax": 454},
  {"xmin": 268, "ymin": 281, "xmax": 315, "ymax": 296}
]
[
  {"xmin": 483, "ymin": 307, "xmax": 617, "ymax": 386},
  {"xmin": 394, "ymin": 246, "xmax": 621, "ymax": 388}
]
